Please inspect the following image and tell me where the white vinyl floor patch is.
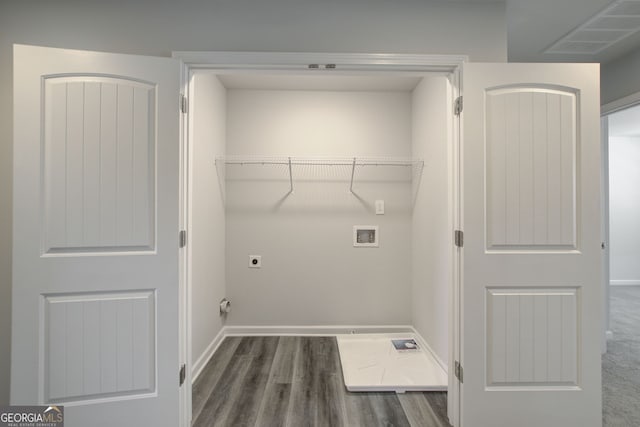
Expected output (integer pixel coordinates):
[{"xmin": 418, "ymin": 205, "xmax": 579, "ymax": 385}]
[{"xmin": 336, "ymin": 333, "xmax": 447, "ymax": 392}]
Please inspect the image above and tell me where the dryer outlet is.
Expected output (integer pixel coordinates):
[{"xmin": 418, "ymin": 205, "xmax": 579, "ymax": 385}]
[{"xmin": 249, "ymin": 255, "xmax": 262, "ymax": 268}]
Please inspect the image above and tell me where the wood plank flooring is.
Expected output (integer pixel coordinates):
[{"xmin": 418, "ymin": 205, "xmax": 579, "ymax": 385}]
[{"xmin": 192, "ymin": 336, "xmax": 451, "ymax": 427}]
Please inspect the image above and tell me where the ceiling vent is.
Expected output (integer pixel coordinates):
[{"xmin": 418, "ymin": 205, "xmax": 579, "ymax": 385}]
[{"xmin": 545, "ymin": 0, "xmax": 640, "ymax": 55}]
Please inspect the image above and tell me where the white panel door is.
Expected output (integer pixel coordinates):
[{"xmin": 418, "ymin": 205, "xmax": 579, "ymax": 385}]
[
  {"xmin": 461, "ymin": 63, "xmax": 601, "ymax": 427},
  {"xmin": 12, "ymin": 45, "xmax": 181, "ymax": 427}
]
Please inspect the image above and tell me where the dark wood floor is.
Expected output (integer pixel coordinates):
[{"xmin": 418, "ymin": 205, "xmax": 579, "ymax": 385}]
[{"xmin": 192, "ymin": 336, "xmax": 451, "ymax": 427}]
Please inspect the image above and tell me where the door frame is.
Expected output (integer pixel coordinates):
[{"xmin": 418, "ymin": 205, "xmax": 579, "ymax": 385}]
[
  {"xmin": 600, "ymin": 115, "xmax": 610, "ymax": 353},
  {"xmin": 600, "ymin": 92, "xmax": 640, "ymax": 353},
  {"xmin": 177, "ymin": 61, "xmax": 189, "ymax": 427},
  {"xmin": 173, "ymin": 51, "xmax": 467, "ymax": 426}
]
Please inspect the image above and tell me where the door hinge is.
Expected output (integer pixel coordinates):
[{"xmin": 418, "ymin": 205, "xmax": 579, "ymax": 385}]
[
  {"xmin": 455, "ymin": 360, "xmax": 464, "ymax": 383},
  {"xmin": 454, "ymin": 230, "xmax": 464, "ymax": 248},
  {"xmin": 179, "ymin": 364, "xmax": 186, "ymax": 386},
  {"xmin": 454, "ymin": 96, "xmax": 463, "ymax": 116},
  {"xmin": 179, "ymin": 230, "xmax": 187, "ymax": 248},
  {"xmin": 180, "ymin": 94, "xmax": 188, "ymax": 114}
]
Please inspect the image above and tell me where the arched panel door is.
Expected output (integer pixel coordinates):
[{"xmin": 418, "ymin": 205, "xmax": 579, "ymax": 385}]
[
  {"xmin": 13, "ymin": 45, "xmax": 181, "ymax": 427},
  {"xmin": 461, "ymin": 63, "xmax": 601, "ymax": 427}
]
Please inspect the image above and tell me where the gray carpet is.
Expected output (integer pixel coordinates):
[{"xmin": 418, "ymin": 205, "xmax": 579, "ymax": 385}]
[{"xmin": 603, "ymin": 285, "xmax": 640, "ymax": 426}]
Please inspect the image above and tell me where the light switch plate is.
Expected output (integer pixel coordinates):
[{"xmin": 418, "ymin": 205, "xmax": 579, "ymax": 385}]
[{"xmin": 375, "ymin": 200, "xmax": 385, "ymax": 215}]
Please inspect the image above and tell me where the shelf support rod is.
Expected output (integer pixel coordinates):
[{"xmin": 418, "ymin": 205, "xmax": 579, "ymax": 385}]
[
  {"xmin": 349, "ymin": 157, "xmax": 356, "ymax": 193},
  {"xmin": 288, "ymin": 156, "xmax": 293, "ymax": 193}
]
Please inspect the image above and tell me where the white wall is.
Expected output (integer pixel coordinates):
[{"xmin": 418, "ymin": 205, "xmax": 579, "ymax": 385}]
[
  {"xmin": 411, "ymin": 76, "xmax": 452, "ymax": 365},
  {"xmin": 0, "ymin": 0, "xmax": 506, "ymax": 404},
  {"xmin": 225, "ymin": 89, "xmax": 412, "ymax": 325},
  {"xmin": 602, "ymin": 46, "xmax": 640, "ymax": 105},
  {"xmin": 609, "ymin": 136, "xmax": 640, "ymax": 285},
  {"xmin": 189, "ymin": 74, "xmax": 227, "ymax": 371}
]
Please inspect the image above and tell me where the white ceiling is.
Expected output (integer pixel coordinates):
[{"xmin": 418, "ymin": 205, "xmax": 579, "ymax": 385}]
[
  {"xmin": 429, "ymin": 0, "xmax": 640, "ymax": 64},
  {"xmin": 506, "ymin": 0, "xmax": 640, "ymax": 63}
]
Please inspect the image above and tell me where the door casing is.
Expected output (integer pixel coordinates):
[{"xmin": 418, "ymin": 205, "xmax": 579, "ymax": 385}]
[{"xmin": 173, "ymin": 51, "xmax": 467, "ymax": 426}]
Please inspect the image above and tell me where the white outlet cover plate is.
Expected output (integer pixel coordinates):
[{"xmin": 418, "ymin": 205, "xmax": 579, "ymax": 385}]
[{"xmin": 249, "ymin": 255, "xmax": 261, "ymax": 268}]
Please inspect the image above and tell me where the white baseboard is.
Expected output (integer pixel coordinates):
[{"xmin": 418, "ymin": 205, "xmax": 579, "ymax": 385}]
[
  {"xmin": 411, "ymin": 328, "xmax": 448, "ymax": 374},
  {"xmin": 223, "ymin": 324, "xmax": 414, "ymax": 336},
  {"xmin": 191, "ymin": 327, "xmax": 226, "ymax": 382},
  {"xmin": 610, "ymin": 280, "xmax": 640, "ymax": 286}
]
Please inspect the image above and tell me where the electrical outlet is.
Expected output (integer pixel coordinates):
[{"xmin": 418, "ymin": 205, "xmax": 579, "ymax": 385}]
[{"xmin": 249, "ymin": 255, "xmax": 261, "ymax": 268}]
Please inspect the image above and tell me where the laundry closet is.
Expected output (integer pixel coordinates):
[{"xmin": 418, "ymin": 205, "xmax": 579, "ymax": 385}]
[
  {"xmin": 10, "ymin": 43, "xmax": 604, "ymax": 427},
  {"xmin": 187, "ymin": 68, "xmax": 455, "ymax": 387}
]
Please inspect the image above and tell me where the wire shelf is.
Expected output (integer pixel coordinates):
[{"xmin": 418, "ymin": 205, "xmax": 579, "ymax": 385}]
[{"xmin": 216, "ymin": 155, "xmax": 424, "ymax": 193}]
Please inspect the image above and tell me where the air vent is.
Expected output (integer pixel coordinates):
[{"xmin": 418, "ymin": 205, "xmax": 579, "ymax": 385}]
[
  {"xmin": 587, "ymin": 16, "xmax": 640, "ymax": 30},
  {"xmin": 609, "ymin": 1, "xmax": 640, "ymax": 15},
  {"xmin": 545, "ymin": 0, "xmax": 640, "ymax": 55},
  {"xmin": 548, "ymin": 41, "xmax": 610, "ymax": 54},
  {"xmin": 566, "ymin": 29, "xmax": 629, "ymax": 42}
]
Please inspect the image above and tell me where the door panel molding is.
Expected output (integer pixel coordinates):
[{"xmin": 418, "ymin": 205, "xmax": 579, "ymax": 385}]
[
  {"xmin": 485, "ymin": 86, "xmax": 577, "ymax": 252},
  {"xmin": 486, "ymin": 287, "xmax": 579, "ymax": 389},
  {"xmin": 42, "ymin": 75, "xmax": 156, "ymax": 255},
  {"xmin": 43, "ymin": 290, "xmax": 156, "ymax": 404}
]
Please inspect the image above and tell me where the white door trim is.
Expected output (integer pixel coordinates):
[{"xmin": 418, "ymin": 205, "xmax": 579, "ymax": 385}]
[
  {"xmin": 172, "ymin": 51, "xmax": 468, "ymax": 72},
  {"xmin": 175, "ymin": 51, "xmax": 467, "ymax": 427},
  {"xmin": 600, "ymin": 116, "xmax": 610, "ymax": 354},
  {"xmin": 449, "ymin": 65, "xmax": 462, "ymax": 427},
  {"xmin": 178, "ymin": 59, "xmax": 190, "ymax": 427}
]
